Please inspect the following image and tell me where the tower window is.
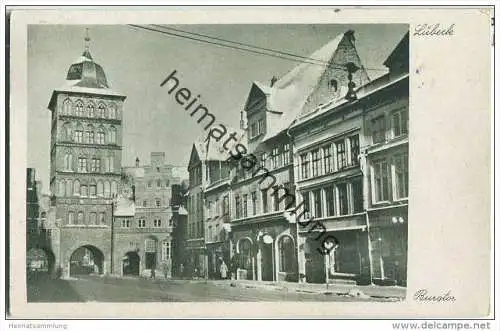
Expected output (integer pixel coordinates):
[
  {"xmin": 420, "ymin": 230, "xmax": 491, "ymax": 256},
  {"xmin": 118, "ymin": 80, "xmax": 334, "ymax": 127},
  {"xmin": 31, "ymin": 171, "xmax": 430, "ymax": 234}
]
[
  {"xmin": 98, "ymin": 104, "xmax": 106, "ymax": 118},
  {"xmin": 75, "ymin": 101, "xmax": 84, "ymax": 117},
  {"xmin": 87, "ymin": 103, "xmax": 95, "ymax": 118}
]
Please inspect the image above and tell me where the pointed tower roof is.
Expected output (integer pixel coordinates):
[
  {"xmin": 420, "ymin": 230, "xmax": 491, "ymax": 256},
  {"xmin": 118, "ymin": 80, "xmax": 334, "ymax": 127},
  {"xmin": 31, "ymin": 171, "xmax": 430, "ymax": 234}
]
[
  {"xmin": 65, "ymin": 29, "xmax": 109, "ymax": 89},
  {"xmin": 48, "ymin": 29, "xmax": 125, "ymax": 111}
]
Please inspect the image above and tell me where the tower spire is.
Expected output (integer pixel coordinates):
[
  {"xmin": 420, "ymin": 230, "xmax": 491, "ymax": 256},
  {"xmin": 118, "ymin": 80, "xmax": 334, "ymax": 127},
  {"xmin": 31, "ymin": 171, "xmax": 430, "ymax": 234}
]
[
  {"xmin": 84, "ymin": 28, "xmax": 90, "ymax": 51},
  {"xmin": 83, "ymin": 28, "xmax": 93, "ymax": 60}
]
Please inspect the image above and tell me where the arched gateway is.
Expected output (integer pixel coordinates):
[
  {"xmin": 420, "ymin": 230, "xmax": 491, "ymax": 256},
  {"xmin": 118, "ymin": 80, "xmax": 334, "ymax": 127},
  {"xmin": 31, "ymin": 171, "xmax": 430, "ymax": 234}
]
[{"xmin": 69, "ymin": 245, "xmax": 105, "ymax": 276}]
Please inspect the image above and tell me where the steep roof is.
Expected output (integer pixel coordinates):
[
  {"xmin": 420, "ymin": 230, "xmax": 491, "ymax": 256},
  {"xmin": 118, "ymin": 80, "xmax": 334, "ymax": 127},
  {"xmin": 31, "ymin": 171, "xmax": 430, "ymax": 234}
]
[
  {"xmin": 114, "ymin": 195, "xmax": 136, "ymax": 217},
  {"xmin": 48, "ymin": 47, "xmax": 125, "ymax": 111},
  {"xmin": 258, "ymin": 31, "xmax": 369, "ymax": 142},
  {"xmin": 384, "ymin": 31, "xmax": 409, "ymax": 68},
  {"xmin": 205, "ymin": 127, "xmax": 246, "ymax": 161}
]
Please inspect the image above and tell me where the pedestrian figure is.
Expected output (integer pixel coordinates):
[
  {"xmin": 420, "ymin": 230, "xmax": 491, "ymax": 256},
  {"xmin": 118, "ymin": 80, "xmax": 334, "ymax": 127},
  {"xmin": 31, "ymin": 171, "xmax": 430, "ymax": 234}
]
[
  {"xmin": 150, "ymin": 267, "xmax": 156, "ymax": 280},
  {"xmin": 163, "ymin": 262, "xmax": 170, "ymax": 280},
  {"xmin": 220, "ymin": 260, "xmax": 228, "ymax": 280},
  {"xmin": 180, "ymin": 264, "xmax": 184, "ymax": 279}
]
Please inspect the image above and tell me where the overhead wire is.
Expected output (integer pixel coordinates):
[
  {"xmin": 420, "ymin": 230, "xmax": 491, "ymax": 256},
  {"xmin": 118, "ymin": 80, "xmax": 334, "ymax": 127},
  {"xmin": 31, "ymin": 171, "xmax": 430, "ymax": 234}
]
[{"xmin": 127, "ymin": 24, "xmax": 388, "ymax": 73}]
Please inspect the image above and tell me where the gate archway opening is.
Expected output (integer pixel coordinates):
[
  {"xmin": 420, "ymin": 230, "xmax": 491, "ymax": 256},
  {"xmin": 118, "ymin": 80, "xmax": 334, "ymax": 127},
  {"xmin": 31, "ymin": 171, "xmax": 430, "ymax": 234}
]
[
  {"xmin": 122, "ymin": 251, "xmax": 140, "ymax": 276},
  {"xmin": 27, "ymin": 247, "xmax": 55, "ymax": 276},
  {"xmin": 70, "ymin": 245, "xmax": 104, "ymax": 276}
]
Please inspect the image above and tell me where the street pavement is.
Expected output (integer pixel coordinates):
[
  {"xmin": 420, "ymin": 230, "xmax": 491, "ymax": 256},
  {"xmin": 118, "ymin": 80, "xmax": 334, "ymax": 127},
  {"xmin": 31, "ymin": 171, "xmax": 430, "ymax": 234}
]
[{"xmin": 27, "ymin": 273, "xmax": 404, "ymax": 302}]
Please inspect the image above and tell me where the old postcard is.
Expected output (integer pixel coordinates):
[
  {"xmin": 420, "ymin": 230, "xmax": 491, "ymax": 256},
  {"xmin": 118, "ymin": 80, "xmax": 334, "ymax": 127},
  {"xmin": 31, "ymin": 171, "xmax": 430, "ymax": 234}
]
[{"xmin": 6, "ymin": 5, "xmax": 494, "ymax": 319}]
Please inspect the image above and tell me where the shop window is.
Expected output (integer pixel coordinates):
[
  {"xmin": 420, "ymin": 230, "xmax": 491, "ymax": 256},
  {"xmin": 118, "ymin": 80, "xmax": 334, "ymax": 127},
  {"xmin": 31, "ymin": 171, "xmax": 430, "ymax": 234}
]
[{"xmin": 278, "ymin": 236, "xmax": 295, "ymax": 273}]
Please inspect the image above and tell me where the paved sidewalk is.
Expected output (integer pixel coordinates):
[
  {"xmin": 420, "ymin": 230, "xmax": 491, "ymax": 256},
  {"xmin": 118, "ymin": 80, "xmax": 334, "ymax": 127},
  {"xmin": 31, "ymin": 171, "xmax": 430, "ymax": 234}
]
[
  {"xmin": 144, "ymin": 277, "xmax": 406, "ymax": 299},
  {"xmin": 103, "ymin": 274, "xmax": 406, "ymax": 299},
  {"xmin": 211, "ymin": 279, "xmax": 407, "ymax": 299}
]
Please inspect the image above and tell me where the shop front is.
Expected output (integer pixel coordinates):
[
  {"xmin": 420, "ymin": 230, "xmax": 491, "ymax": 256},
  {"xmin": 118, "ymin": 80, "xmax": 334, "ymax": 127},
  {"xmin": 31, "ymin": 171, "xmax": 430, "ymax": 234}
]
[
  {"xmin": 185, "ymin": 239, "xmax": 207, "ymax": 279},
  {"xmin": 368, "ymin": 205, "xmax": 408, "ymax": 286},
  {"xmin": 299, "ymin": 213, "xmax": 371, "ymax": 285},
  {"xmin": 231, "ymin": 216, "xmax": 297, "ymax": 282},
  {"xmin": 206, "ymin": 242, "xmax": 230, "ymax": 279}
]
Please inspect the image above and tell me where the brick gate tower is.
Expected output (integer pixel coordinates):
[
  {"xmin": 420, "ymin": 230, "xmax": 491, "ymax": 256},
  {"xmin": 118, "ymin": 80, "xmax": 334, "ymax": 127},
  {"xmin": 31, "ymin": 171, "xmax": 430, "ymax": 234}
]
[{"xmin": 47, "ymin": 30, "xmax": 126, "ymax": 278}]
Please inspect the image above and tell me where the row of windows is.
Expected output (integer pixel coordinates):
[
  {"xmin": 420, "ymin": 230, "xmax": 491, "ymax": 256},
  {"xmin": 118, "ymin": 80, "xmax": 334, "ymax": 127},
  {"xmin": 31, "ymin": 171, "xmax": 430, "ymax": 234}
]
[
  {"xmin": 206, "ymin": 195, "xmax": 230, "ymax": 219},
  {"xmin": 135, "ymin": 239, "xmax": 172, "ymax": 261},
  {"xmin": 60, "ymin": 122, "xmax": 117, "ymax": 145},
  {"xmin": 205, "ymin": 182, "xmax": 294, "ymax": 221},
  {"xmin": 57, "ymin": 179, "xmax": 118, "ymax": 198},
  {"xmin": 61, "ymin": 99, "xmax": 119, "ymax": 119},
  {"xmin": 62, "ymin": 154, "xmax": 115, "ymax": 173},
  {"xmin": 372, "ymin": 154, "xmax": 408, "ymax": 203},
  {"xmin": 66, "ymin": 211, "xmax": 107, "ymax": 226},
  {"xmin": 371, "ymin": 108, "xmax": 408, "ymax": 144},
  {"xmin": 141, "ymin": 198, "xmax": 166, "ymax": 208},
  {"xmin": 301, "ymin": 179, "xmax": 364, "ymax": 219},
  {"xmin": 259, "ymin": 143, "xmax": 291, "ymax": 170},
  {"xmin": 206, "ymin": 223, "xmax": 224, "ymax": 243},
  {"xmin": 300, "ymin": 135, "xmax": 360, "ymax": 180},
  {"xmin": 207, "ymin": 161, "xmax": 231, "ymax": 185},
  {"xmin": 188, "ymin": 220, "xmax": 204, "ymax": 239},
  {"xmin": 144, "ymin": 179, "xmax": 171, "ymax": 189},
  {"xmin": 121, "ymin": 218, "xmax": 173, "ymax": 228}
]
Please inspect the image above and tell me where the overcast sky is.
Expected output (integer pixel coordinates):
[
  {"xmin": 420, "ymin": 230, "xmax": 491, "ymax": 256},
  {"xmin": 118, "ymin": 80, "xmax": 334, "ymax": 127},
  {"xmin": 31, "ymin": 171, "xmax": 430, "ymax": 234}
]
[{"xmin": 28, "ymin": 24, "xmax": 408, "ymax": 193}]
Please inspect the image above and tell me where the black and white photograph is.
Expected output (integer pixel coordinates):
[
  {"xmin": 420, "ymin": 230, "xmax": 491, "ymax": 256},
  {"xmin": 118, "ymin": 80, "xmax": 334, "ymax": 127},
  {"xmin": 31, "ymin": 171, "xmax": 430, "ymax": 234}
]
[
  {"xmin": 25, "ymin": 23, "xmax": 409, "ymax": 303},
  {"xmin": 5, "ymin": 5, "xmax": 494, "ymax": 321}
]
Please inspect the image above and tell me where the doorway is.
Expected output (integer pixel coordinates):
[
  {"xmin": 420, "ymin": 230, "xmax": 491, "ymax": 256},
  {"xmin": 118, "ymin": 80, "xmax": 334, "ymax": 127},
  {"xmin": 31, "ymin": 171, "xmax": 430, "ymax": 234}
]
[
  {"xmin": 123, "ymin": 251, "xmax": 140, "ymax": 276},
  {"xmin": 261, "ymin": 243, "xmax": 274, "ymax": 281}
]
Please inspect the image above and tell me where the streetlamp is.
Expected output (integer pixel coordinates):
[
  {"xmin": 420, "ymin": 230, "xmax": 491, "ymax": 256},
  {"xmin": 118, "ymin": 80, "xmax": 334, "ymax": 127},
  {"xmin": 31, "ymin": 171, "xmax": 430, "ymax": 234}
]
[{"xmin": 345, "ymin": 62, "xmax": 360, "ymax": 101}]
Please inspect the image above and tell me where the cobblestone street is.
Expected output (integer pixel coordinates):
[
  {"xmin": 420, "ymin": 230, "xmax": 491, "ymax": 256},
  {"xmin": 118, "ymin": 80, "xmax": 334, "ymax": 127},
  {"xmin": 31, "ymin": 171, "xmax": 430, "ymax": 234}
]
[{"xmin": 27, "ymin": 273, "xmax": 404, "ymax": 302}]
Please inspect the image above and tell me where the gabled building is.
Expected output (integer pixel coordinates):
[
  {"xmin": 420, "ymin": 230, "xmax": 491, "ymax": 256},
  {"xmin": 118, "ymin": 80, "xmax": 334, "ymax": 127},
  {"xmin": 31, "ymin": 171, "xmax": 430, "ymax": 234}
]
[
  {"xmin": 288, "ymin": 31, "xmax": 409, "ymax": 286},
  {"xmin": 117, "ymin": 152, "xmax": 185, "ymax": 278},
  {"xmin": 186, "ymin": 141, "xmax": 208, "ymax": 278},
  {"xmin": 226, "ymin": 30, "xmax": 370, "ymax": 283},
  {"xmin": 203, "ymin": 132, "xmax": 234, "ymax": 279}
]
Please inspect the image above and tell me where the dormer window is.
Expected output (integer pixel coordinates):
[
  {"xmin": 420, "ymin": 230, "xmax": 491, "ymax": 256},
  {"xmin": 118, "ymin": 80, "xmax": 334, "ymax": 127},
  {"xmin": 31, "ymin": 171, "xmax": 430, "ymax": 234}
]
[
  {"xmin": 250, "ymin": 118, "xmax": 265, "ymax": 139},
  {"xmin": 258, "ymin": 119, "xmax": 265, "ymax": 135},
  {"xmin": 250, "ymin": 123, "xmax": 258, "ymax": 138}
]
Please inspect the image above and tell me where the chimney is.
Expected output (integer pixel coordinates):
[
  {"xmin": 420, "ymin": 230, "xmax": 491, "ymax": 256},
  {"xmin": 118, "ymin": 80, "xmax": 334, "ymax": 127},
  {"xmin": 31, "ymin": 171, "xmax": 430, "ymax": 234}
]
[
  {"xmin": 270, "ymin": 76, "xmax": 277, "ymax": 87},
  {"xmin": 240, "ymin": 111, "xmax": 245, "ymax": 130},
  {"xmin": 344, "ymin": 30, "xmax": 356, "ymax": 44},
  {"xmin": 135, "ymin": 157, "xmax": 140, "ymax": 167}
]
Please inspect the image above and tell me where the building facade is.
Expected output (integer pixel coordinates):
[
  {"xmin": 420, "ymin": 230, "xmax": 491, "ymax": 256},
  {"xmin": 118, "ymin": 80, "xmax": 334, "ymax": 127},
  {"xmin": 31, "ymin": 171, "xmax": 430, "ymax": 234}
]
[
  {"xmin": 203, "ymin": 142, "xmax": 232, "ymax": 279},
  {"xmin": 225, "ymin": 30, "xmax": 370, "ymax": 284},
  {"xmin": 170, "ymin": 182, "xmax": 189, "ymax": 277},
  {"xmin": 289, "ymin": 31, "xmax": 409, "ymax": 286},
  {"xmin": 47, "ymin": 41, "xmax": 127, "ymax": 278},
  {"xmin": 186, "ymin": 142, "xmax": 208, "ymax": 278},
  {"xmin": 116, "ymin": 152, "xmax": 184, "ymax": 278},
  {"xmin": 182, "ymin": 29, "xmax": 408, "ymax": 286},
  {"xmin": 362, "ymin": 33, "xmax": 409, "ymax": 286}
]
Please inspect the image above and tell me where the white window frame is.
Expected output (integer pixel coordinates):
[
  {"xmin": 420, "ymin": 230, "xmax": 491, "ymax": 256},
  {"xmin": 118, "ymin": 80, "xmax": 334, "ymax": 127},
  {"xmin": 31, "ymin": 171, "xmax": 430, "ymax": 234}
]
[
  {"xmin": 371, "ymin": 158, "xmax": 391, "ymax": 204},
  {"xmin": 392, "ymin": 153, "xmax": 409, "ymax": 201}
]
